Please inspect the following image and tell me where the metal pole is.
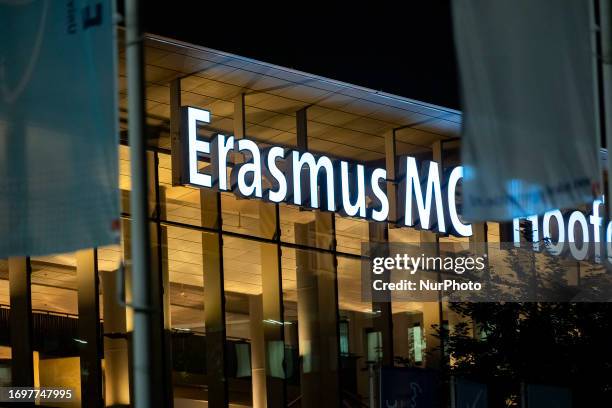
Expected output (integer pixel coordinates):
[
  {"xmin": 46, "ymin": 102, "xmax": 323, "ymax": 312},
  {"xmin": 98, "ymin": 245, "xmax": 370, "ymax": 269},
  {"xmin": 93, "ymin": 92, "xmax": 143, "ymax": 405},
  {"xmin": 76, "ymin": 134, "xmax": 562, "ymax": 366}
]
[
  {"xmin": 601, "ymin": 0, "xmax": 612, "ymax": 219},
  {"xmin": 125, "ymin": 1, "xmax": 154, "ymax": 407},
  {"xmin": 450, "ymin": 375, "xmax": 456, "ymax": 408},
  {"xmin": 368, "ymin": 362, "xmax": 376, "ymax": 408}
]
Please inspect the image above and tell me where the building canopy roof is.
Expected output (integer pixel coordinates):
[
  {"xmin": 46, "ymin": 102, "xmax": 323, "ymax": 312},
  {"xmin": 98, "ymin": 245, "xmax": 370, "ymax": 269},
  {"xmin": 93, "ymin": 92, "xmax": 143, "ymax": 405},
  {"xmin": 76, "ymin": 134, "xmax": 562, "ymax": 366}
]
[{"xmin": 118, "ymin": 32, "xmax": 461, "ymax": 163}]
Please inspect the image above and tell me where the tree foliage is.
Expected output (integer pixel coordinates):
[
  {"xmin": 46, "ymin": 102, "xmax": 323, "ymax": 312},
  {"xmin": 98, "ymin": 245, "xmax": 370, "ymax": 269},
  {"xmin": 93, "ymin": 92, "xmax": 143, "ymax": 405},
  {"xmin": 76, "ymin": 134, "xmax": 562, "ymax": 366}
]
[{"xmin": 445, "ymin": 301, "xmax": 612, "ymax": 406}]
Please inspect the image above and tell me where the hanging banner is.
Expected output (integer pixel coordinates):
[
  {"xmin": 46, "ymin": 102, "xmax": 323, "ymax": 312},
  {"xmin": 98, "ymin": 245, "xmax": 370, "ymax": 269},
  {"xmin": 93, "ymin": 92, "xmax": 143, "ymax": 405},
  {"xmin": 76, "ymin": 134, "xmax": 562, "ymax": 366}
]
[
  {"xmin": 452, "ymin": 0, "xmax": 601, "ymax": 221},
  {"xmin": 0, "ymin": 0, "xmax": 119, "ymax": 257}
]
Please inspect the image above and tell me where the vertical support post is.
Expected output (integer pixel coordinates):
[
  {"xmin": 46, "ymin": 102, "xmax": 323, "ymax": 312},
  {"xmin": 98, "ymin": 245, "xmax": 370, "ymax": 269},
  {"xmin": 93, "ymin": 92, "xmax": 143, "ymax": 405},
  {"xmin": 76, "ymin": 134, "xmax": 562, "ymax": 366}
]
[
  {"xmin": 450, "ymin": 376, "xmax": 457, "ymax": 408},
  {"xmin": 149, "ymin": 152, "xmax": 174, "ymax": 407},
  {"xmin": 76, "ymin": 249, "xmax": 103, "ymax": 407},
  {"xmin": 385, "ymin": 129, "xmax": 398, "ymax": 225},
  {"xmin": 8, "ymin": 257, "xmax": 34, "ymax": 387},
  {"xmin": 101, "ymin": 268, "xmax": 131, "ymax": 406},
  {"xmin": 201, "ymin": 188, "xmax": 228, "ymax": 407},
  {"xmin": 119, "ymin": 216, "xmax": 136, "ymax": 402},
  {"xmin": 258, "ymin": 202, "xmax": 287, "ymax": 408},
  {"xmin": 294, "ymin": 107, "xmax": 340, "ymax": 408},
  {"xmin": 125, "ymin": 0, "xmax": 158, "ymax": 406},
  {"xmin": 249, "ymin": 295, "xmax": 266, "ymax": 408},
  {"xmin": 369, "ymin": 222, "xmax": 394, "ymax": 367},
  {"xmin": 295, "ymin": 217, "xmax": 340, "ymax": 408},
  {"xmin": 469, "ymin": 223, "xmax": 488, "ymax": 255},
  {"xmin": 420, "ymin": 141, "xmax": 445, "ymax": 369},
  {"xmin": 233, "ymin": 93, "xmax": 246, "ymax": 165},
  {"xmin": 234, "ymin": 93, "xmax": 246, "ymax": 138},
  {"xmin": 251, "ymin": 93, "xmax": 287, "ymax": 406},
  {"xmin": 371, "ymin": 129, "xmax": 399, "ymax": 368},
  {"xmin": 313, "ymin": 213, "xmax": 340, "ymax": 408},
  {"xmin": 170, "ymin": 78, "xmax": 183, "ymax": 186},
  {"xmin": 233, "ymin": 92, "xmax": 287, "ymax": 407},
  {"xmin": 296, "ymin": 108, "xmax": 308, "ymax": 151}
]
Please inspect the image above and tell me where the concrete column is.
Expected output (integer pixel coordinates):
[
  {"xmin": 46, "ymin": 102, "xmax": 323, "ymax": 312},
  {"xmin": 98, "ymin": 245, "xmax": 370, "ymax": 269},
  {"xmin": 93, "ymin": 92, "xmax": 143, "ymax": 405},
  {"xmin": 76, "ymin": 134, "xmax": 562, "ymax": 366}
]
[
  {"xmin": 201, "ymin": 189, "xmax": 228, "ymax": 407},
  {"xmin": 369, "ymin": 222, "xmax": 393, "ymax": 367},
  {"xmin": 420, "ymin": 230, "xmax": 444, "ymax": 369},
  {"xmin": 499, "ymin": 221, "xmax": 515, "ymax": 246},
  {"xmin": 119, "ymin": 215, "xmax": 135, "ymax": 403},
  {"xmin": 170, "ymin": 78, "xmax": 183, "ymax": 186},
  {"xmin": 375, "ymin": 127, "xmax": 398, "ymax": 370},
  {"xmin": 233, "ymin": 93, "xmax": 246, "ymax": 167},
  {"xmin": 119, "ymin": 150, "xmax": 173, "ymax": 406},
  {"xmin": 422, "ymin": 301, "xmax": 443, "ymax": 368},
  {"xmin": 100, "ymin": 269, "xmax": 131, "ymax": 406},
  {"xmin": 420, "ymin": 140, "xmax": 444, "ymax": 369},
  {"xmin": 249, "ymin": 295, "xmax": 266, "ymax": 408},
  {"xmin": 258, "ymin": 202, "xmax": 287, "ymax": 407},
  {"xmin": 233, "ymin": 93, "xmax": 288, "ymax": 406},
  {"xmin": 465, "ymin": 222, "xmax": 489, "ymax": 339},
  {"xmin": 76, "ymin": 249, "xmax": 103, "ymax": 407},
  {"xmin": 295, "ymin": 213, "xmax": 340, "ymax": 408},
  {"xmin": 385, "ymin": 129, "xmax": 398, "ymax": 225},
  {"xmin": 294, "ymin": 106, "xmax": 339, "ymax": 406},
  {"xmin": 313, "ymin": 215, "xmax": 340, "ymax": 407},
  {"xmin": 470, "ymin": 223, "xmax": 488, "ymax": 255},
  {"xmin": 8, "ymin": 257, "xmax": 34, "ymax": 387},
  {"xmin": 391, "ymin": 313, "xmax": 410, "ymax": 362},
  {"xmin": 149, "ymin": 153, "xmax": 174, "ymax": 407},
  {"xmin": 296, "ymin": 108, "xmax": 308, "ymax": 152},
  {"xmin": 234, "ymin": 93, "xmax": 246, "ymax": 139}
]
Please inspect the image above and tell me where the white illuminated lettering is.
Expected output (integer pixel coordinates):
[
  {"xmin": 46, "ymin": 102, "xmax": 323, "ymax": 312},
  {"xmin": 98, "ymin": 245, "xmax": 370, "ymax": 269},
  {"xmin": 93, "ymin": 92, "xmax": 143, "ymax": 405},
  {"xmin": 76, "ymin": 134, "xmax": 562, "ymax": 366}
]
[
  {"xmin": 186, "ymin": 107, "xmax": 212, "ymax": 187},
  {"xmin": 542, "ymin": 210, "xmax": 565, "ymax": 255},
  {"xmin": 184, "ymin": 109, "xmax": 612, "ymax": 247},
  {"xmin": 291, "ymin": 151, "xmax": 335, "ymax": 211},
  {"xmin": 568, "ymin": 211, "xmax": 589, "ymax": 260},
  {"xmin": 607, "ymin": 221, "xmax": 612, "ymax": 263},
  {"xmin": 232, "ymin": 139, "xmax": 262, "ymax": 198},
  {"xmin": 403, "ymin": 157, "xmax": 446, "ymax": 233},
  {"xmin": 447, "ymin": 166, "xmax": 472, "ymax": 237},
  {"xmin": 513, "ymin": 198, "xmax": 611, "ymax": 262},
  {"xmin": 265, "ymin": 146, "xmax": 287, "ymax": 203},
  {"xmin": 590, "ymin": 197, "xmax": 604, "ymax": 262},
  {"xmin": 527, "ymin": 214, "xmax": 539, "ymax": 250},
  {"xmin": 369, "ymin": 168, "xmax": 389, "ymax": 222},
  {"xmin": 340, "ymin": 161, "xmax": 366, "ymax": 217},
  {"xmin": 513, "ymin": 217, "xmax": 521, "ymax": 247},
  {"xmin": 211, "ymin": 134, "xmax": 235, "ymax": 191}
]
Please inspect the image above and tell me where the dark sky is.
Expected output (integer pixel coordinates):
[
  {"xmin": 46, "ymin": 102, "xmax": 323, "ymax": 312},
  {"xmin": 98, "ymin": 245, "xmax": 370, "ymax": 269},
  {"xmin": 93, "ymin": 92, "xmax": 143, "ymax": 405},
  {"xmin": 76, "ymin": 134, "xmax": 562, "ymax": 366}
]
[{"xmin": 137, "ymin": 2, "xmax": 460, "ymax": 109}]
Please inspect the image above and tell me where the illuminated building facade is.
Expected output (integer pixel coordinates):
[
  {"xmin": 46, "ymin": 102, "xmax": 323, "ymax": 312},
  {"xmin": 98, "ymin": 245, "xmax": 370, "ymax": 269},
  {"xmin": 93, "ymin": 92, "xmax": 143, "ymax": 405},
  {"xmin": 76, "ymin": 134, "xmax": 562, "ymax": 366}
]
[{"xmin": 0, "ymin": 32, "xmax": 524, "ymax": 407}]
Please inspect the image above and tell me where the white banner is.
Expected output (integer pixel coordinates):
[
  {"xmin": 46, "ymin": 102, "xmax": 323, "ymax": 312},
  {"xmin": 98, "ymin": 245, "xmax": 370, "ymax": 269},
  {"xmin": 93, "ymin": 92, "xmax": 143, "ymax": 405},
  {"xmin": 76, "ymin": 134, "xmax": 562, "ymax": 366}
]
[
  {"xmin": 0, "ymin": 0, "xmax": 119, "ymax": 257},
  {"xmin": 452, "ymin": 0, "xmax": 601, "ymax": 221}
]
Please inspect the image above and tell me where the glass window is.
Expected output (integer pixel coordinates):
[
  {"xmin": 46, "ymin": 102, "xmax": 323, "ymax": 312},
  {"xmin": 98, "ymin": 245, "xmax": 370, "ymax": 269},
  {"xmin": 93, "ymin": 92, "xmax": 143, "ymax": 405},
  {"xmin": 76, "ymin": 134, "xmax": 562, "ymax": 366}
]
[
  {"xmin": 339, "ymin": 320, "xmax": 350, "ymax": 356},
  {"xmin": 164, "ymin": 225, "xmax": 206, "ymax": 393},
  {"xmin": 221, "ymin": 192, "xmax": 263, "ymax": 238},
  {"xmin": 336, "ymin": 217, "xmax": 368, "ymax": 255},
  {"xmin": 279, "ymin": 204, "xmax": 334, "ymax": 249},
  {"xmin": 410, "ymin": 324, "xmax": 424, "ymax": 364},
  {"xmin": 30, "ymin": 253, "xmax": 81, "ymax": 403},
  {"xmin": 366, "ymin": 331, "xmax": 382, "ymax": 362},
  {"xmin": 159, "ymin": 151, "xmax": 203, "ymax": 227},
  {"xmin": 30, "ymin": 253, "xmax": 78, "ymax": 314}
]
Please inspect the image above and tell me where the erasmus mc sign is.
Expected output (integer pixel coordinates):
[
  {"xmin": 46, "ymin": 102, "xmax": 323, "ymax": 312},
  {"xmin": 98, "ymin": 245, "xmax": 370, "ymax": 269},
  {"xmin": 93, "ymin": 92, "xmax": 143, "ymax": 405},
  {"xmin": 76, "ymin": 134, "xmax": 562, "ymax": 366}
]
[
  {"xmin": 178, "ymin": 107, "xmax": 472, "ymax": 237},
  {"xmin": 178, "ymin": 107, "xmax": 611, "ymax": 258}
]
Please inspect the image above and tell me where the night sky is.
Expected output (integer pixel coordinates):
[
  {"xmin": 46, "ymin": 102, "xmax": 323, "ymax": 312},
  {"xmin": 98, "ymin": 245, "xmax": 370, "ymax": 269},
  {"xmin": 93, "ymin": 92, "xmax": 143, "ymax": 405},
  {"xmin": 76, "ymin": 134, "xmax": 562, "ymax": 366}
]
[{"xmin": 136, "ymin": 1, "xmax": 460, "ymax": 109}]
